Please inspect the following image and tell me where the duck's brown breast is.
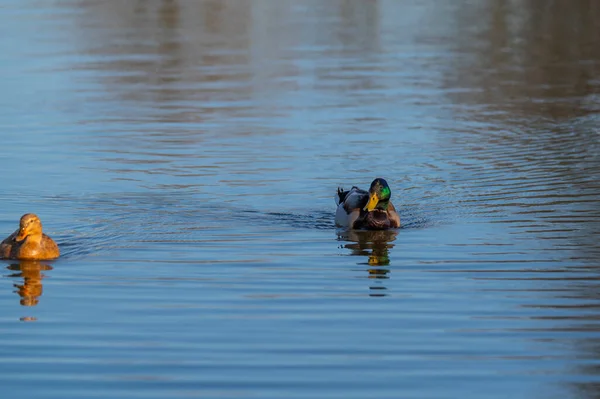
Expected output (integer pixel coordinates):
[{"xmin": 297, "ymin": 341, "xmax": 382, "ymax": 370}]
[
  {"xmin": 364, "ymin": 211, "xmax": 393, "ymax": 230},
  {"xmin": 1, "ymin": 234, "xmax": 60, "ymax": 260}
]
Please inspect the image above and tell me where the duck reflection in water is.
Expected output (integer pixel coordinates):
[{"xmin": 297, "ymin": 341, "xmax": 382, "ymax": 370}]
[
  {"xmin": 337, "ymin": 229, "xmax": 398, "ymax": 297},
  {"xmin": 6, "ymin": 261, "xmax": 53, "ymax": 307}
]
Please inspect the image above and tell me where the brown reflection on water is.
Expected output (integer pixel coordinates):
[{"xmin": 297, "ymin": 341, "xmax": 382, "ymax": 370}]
[
  {"xmin": 446, "ymin": 0, "xmax": 600, "ymax": 120},
  {"xmin": 68, "ymin": 0, "xmax": 386, "ymax": 122},
  {"xmin": 72, "ymin": 0, "xmax": 254, "ymax": 126},
  {"xmin": 338, "ymin": 229, "xmax": 397, "ymax": 297},
  {"xmin": 7, "ymin": 261, "xmax": 53, "ymax": 308},
  {"xmin": 440, "ymin": 1, "xmax": 600, "ymax": 396},
  {"xmin": 441, "ymin": 0, "xmax": 600, "ymax": 241}
]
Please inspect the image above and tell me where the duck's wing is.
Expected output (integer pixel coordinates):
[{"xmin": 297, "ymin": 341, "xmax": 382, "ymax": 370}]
[
  {"xmin": 335, "ymin": 186, "xmax": 369, "ymax": 211},
  {"xmin": 342, "ymin": 187, "xmax": 369, "ymax": 213},
  {"xmin": 0, "ymin": 229, "xmax": 18, "ymax": 259},
  {"xmin": 335, "ymin": 187, "xmax": 351, "ymax": 206},
  {"xmin": 335, "ymin": 186, "xmax": 369, "ymax": 228},
  {"xmin": 1, "ymin": 229, "xmax": 18, "ymax": 245},
  {"xmin": 41, "ymin": 234, "xmax": 60, "ymax": 259}
]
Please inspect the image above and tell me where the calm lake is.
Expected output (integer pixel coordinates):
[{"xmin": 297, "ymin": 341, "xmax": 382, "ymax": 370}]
[{"xmin": 1, "ymin": 1, "xmax": 600, "ymax": 398}]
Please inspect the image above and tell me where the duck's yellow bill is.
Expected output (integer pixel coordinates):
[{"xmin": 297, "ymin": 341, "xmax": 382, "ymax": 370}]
[
  {"xmin": 364, "ymin": 194, "xmax": 378, "ymax": 211},
  {"xmin": 16, "ymin": 229, "xmax": 27, "ymax": 241}
]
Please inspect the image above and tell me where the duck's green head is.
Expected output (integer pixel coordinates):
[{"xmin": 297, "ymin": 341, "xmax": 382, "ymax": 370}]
[{"xmin": 364, "ymin": 178, "xmax": 392, "ymax": 212}]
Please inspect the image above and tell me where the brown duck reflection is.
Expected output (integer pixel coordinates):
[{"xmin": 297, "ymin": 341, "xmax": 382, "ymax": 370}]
[
  {"xmin": 337, "ymin": 229, "xmax": 398, "ymax": 297},
  {"xmin": 6, "ymin": 261, "xmax": 53, "ymax": 307}
]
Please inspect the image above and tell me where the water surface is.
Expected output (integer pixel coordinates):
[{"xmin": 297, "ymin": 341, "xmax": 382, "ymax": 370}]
[{"xmin": 1, "ymin": 1, "xmax": 600, "ymax": 398}]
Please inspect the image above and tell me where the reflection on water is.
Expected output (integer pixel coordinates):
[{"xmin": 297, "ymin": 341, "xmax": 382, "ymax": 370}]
[
  {"xmin": 338, "ymin": 229, "xmax": 397, "ymax": 297},
  {"xmin": 447, "ymin": 0, "xmax": 600, "ymax": 120},
  {"xmin": 6, "ymin": 261, "xmax": 53, "ymax": 308}
]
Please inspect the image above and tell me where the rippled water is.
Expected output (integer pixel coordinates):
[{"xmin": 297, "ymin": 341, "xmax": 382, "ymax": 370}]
[{"xmin": 1, "ymin": 1, "xmax": 600, "ymax": 398}]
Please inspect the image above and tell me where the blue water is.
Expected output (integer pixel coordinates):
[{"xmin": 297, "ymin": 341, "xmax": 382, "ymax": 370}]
[{"xmin": 1, "ymin": 1, "xmax": 600, "ymax": 398}]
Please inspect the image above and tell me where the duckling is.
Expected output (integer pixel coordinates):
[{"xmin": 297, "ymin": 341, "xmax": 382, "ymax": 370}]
[
  {"xmin": 0, "ymin": 214, "xmax": 60, "ymax": 260},
  {"xmin": 335, "ymin": 178, "xmax": 400, "ymax": 230}
]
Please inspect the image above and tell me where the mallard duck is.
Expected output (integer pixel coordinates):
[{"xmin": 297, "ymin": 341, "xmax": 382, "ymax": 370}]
[
  {"xmin": 335, "ymin": 178, "xmax": 400, "ymax": 230},
  {"xmin": 0, "ymin": 214, "xmax": 60, "ymax": 260}
]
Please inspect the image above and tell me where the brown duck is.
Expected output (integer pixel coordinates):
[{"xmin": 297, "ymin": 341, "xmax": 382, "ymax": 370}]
[{"xmin": 0, "ymin": 214, "xmax": 60, "ymax": 260}]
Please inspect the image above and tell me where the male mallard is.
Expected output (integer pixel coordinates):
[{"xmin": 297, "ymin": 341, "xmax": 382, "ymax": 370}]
[
  {"xmin": 0, "ymin": 214, "xmax": 60, "ymax": 260},
  {"xmin": 335, "ymin": 178, "xmax": 400, "ymax": 230}
]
